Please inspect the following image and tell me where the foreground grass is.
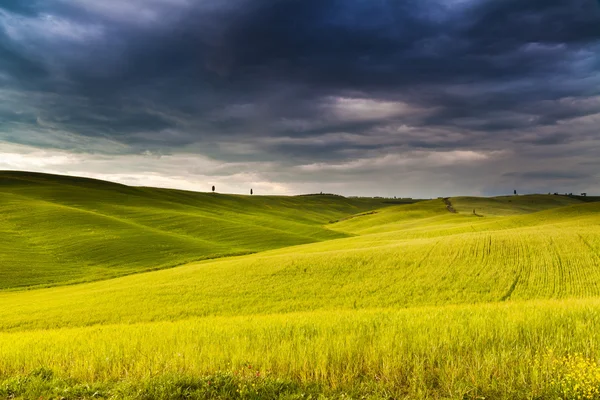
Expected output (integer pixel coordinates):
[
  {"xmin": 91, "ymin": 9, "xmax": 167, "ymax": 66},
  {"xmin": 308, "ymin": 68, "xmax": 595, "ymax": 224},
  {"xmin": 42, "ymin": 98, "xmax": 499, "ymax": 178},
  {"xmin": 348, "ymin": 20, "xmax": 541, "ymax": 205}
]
[{"xmin": 2, "ymin": 300, "xmax": 600, "ymax": 399}]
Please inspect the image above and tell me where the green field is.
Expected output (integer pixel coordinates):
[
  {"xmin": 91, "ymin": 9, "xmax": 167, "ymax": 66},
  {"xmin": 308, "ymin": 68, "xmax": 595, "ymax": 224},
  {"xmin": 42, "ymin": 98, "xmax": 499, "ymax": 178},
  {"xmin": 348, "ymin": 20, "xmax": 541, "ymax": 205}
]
[
  {"xmin": 0, "ymin": 171, "xmax": 396, "ymax": 290},
  {"xmin": 1, "ymin": 172, "xmax": 600, "ymax": 399}
]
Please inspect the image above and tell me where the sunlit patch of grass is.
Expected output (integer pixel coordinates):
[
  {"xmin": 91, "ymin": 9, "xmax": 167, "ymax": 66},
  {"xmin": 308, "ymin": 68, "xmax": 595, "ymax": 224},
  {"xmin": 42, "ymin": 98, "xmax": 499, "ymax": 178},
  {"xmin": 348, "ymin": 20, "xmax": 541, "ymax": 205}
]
[{"xmin": 3, "ymin": 303, "xmax": 600, "ymax": 398}]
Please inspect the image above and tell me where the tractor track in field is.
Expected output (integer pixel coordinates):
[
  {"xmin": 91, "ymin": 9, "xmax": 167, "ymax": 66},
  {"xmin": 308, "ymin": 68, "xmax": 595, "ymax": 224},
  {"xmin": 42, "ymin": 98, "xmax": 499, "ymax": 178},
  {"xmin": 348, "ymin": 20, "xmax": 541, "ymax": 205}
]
[
  {"xmin": 443, "ymin": 197, "xmax": 457, "ymax": 213},
  {"xmin": 500, "ymin": 272, "xmax": 521, "ymax": 301}
]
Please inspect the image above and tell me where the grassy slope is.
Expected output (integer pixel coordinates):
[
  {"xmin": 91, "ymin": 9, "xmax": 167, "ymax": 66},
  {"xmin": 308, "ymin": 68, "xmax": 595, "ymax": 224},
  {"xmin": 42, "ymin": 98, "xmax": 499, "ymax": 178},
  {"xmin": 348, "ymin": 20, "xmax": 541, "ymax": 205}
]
[
  {"xmin": 3, "ymin": 300, "xmax": 600, "ymax": 399},
  {"xmin": 451, "ymin": 194, "xmax": 581, "ymax": 216},
  {"xmin": 2, "ymin": 185, "xmax": 600, "ymax": 398},
  {"xmin": 1, "ymin": 196, "xmax": 599, "ymax": 332},
  {"xmin": 0, "ymin": 171, "xmax": 394, "ymax": 290}
]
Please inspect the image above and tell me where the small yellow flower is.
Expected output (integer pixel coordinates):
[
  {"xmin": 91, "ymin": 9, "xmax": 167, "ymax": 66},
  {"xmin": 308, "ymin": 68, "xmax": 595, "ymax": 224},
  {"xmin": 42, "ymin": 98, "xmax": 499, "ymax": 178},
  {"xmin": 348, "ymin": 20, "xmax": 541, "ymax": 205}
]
[{"xmin": 551, "ymin": 353, "xmax": 600, "ymax": 400}]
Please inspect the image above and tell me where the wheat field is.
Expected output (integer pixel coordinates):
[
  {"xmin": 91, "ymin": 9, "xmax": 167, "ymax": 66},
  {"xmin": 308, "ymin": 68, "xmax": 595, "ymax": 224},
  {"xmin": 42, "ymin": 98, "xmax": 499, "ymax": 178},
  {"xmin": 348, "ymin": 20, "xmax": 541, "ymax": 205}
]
[{"xmin": 1, "ymin": 172, "xmax": 599, "ymax": 399}]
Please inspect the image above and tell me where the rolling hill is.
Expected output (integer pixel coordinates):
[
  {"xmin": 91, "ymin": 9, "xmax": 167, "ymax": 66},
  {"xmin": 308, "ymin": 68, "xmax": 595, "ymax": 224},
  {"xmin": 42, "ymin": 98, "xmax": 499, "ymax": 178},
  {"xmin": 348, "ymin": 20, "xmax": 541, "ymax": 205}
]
[
  {"xmin": 0, "ymin": 171, "xmax": 398, "ymax": 290},
  {"xmin": 0, "ymin": 193, "xmax": 598, "ymax": 332},
  {"xmin": 0, "ymin": 172, "xmax": 599, "ymax": 399}
]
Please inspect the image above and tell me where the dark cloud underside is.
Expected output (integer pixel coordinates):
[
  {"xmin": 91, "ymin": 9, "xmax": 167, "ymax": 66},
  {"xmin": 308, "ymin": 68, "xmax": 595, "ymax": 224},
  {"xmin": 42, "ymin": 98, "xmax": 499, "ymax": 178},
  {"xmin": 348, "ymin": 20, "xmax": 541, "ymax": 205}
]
[{"xmin": 0, "ymin": 0, "xmax": 599, "ymax": 196}]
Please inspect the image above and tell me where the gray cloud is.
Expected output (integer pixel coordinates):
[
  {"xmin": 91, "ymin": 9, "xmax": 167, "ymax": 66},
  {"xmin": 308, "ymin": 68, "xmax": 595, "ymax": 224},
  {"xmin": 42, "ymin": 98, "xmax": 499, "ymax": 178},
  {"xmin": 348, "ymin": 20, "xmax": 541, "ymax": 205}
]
[
  {"xmin": 503, "ymin": 171, "xmax": 592, "ymax": 180},
  {"xmin": 0, "ymin": 0, "xmax": 599, "ymax": 196}
]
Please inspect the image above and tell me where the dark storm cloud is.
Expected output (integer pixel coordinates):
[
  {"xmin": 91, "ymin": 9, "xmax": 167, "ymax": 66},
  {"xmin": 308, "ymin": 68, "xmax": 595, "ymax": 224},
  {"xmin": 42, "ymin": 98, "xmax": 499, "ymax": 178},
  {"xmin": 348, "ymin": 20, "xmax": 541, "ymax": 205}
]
[
  {"xmin": 466, "ymin": 0, "xmax": 600, "ymax": 46},
  {"xmin": 0, "ymin": 0, "xmax": 599, "ymax": 195},
  {"xmin": 0, "ymin": 0, "xmax": 39, "ymax": 14},
  {"xmin": 515, "ymin": 132, "xmax": 574, "ymax": 146}
]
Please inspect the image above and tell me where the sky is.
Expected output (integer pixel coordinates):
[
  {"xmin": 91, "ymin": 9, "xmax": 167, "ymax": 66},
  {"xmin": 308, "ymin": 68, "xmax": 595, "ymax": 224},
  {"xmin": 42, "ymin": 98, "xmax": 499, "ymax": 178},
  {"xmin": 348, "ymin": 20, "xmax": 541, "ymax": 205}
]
[{"xmin": 0, "ymin": 0, "xmax": 599, "ymax": 197}]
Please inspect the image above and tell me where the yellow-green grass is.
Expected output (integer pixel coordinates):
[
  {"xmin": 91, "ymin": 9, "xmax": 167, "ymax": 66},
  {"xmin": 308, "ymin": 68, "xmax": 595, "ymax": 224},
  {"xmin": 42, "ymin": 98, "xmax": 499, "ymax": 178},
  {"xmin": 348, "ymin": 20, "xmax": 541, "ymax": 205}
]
[
  {"xmin": 2, "ymin": 300, "xmax": 600, "ymax": 399},
  {"xmin": 0, "ymin": 171, "xmax": 397, "ymax": 290},
  {"xmin": 0, "ymin": 198, "xmax": 598, "ymax": 330},
  {"xmin": 451, "ymin": 194, "xmax": 582, "ymax": 216},
  {"xmin": 1, "ymin": 176, "xmax": 600, "ymax": 399}
]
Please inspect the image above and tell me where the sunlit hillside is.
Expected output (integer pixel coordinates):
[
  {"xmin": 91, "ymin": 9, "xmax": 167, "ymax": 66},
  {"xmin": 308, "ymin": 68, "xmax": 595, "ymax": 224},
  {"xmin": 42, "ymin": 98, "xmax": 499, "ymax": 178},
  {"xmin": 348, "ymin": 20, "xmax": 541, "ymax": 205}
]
[
  {"xmin": 0, "ymin": 173, "xmax": 599, "ymax": 399},
  {"xmin": 0, "ymin": 171, "xmax": 398, "ymax": 289}
]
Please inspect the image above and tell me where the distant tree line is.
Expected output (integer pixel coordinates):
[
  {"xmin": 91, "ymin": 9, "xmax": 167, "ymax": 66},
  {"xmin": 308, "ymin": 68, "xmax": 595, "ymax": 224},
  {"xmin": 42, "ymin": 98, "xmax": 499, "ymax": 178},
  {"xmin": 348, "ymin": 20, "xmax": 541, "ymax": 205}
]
[{"xmin": 514, "ymin": 189, "xmax": 589, "ymax": 197}]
